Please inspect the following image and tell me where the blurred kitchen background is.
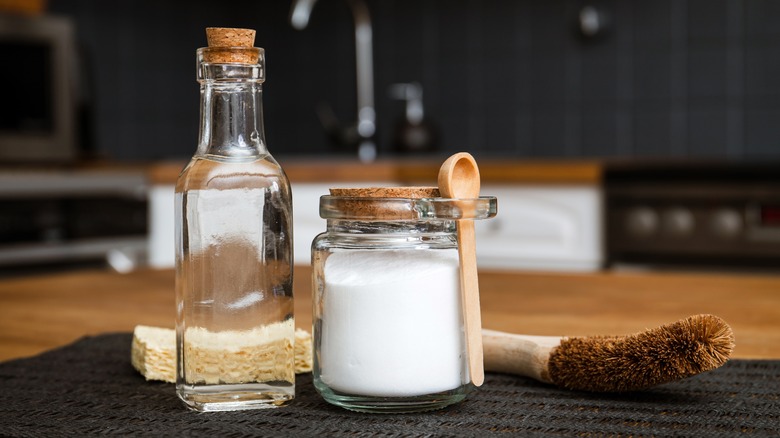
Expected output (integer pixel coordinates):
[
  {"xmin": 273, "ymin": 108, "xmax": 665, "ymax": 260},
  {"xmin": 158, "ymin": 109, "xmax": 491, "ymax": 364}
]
[
  {"xmin": 24, "ymin": 0, "xmax": 780, "ymax": 160},
  {"xmin": 1, "ymin": 0, "xmax": 779, "ymax": 276}
]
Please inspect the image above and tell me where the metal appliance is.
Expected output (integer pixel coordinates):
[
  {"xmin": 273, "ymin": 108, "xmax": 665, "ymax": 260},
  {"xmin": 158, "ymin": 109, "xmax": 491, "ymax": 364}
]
[
  {"xmin": 0, "ymin": 14, "xmax": 79, "ymax": 163},
  {"xmin": 606, "ymin": 162, "xmax": 780, "ymax": 270},
  {"xmin": 0, "ymin": 170, "xmax": 148, "ymax": 275}
]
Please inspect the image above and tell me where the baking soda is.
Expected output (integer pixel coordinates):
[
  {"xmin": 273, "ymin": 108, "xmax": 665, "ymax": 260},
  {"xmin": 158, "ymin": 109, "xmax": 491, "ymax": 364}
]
[{"xmin": 319, "ymin": 249, "xmax": 466, "ymax": 397}]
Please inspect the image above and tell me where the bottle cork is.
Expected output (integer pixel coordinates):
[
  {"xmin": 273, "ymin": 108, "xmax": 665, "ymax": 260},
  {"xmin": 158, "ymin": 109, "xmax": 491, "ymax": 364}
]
[{"xmin": 202, "ymin": 27, "xmax": 259, "ymax": 64}]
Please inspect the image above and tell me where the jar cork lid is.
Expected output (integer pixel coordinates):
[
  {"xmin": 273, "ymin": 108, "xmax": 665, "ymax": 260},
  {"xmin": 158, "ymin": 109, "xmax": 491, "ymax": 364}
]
[
  {"xmin": 329, "ymin": 187, "xmax": 440, "ymax": 198},
  {"xmin": 201, "ymin": 27, "xmax": 260, "ymax": 64},
  {"xmin": 320, "ymin": 187, "xmax": 497, "ymax": 221}
]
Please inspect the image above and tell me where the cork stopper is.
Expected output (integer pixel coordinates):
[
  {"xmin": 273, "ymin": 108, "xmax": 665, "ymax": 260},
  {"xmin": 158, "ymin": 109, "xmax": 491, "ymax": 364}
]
[{"xmin": 202, "ymin": 27, "xmax": 259, "ymax": 64}]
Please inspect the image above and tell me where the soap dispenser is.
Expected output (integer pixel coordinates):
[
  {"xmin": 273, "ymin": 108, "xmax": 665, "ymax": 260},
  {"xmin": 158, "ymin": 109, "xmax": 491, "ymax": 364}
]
[{"xmin": 389, "ymin": 82, "xmax": 439, "ymax": 154}]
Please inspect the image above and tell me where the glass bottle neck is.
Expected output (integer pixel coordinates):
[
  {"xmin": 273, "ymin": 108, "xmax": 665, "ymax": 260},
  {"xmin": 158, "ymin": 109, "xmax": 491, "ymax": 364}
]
[{"xmin": 197, "ymin": 80, "xmax": 268, "ymax": 160}]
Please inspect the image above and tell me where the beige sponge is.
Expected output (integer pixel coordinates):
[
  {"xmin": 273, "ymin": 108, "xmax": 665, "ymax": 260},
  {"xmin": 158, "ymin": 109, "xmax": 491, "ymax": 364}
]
[
  {"xmin": 131, "ymin": 325, "xmax": 313, "ymax": 383},
  {"xmin": 131, "ymin": 325, "xmax": 176, "ymax": 382}
]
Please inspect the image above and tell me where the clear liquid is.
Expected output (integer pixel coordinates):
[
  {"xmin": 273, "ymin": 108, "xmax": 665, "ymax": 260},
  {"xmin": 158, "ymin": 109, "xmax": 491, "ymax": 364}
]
[{"xmin": 175, "ymin": 155, "xmax": 294, "ymax": 411}]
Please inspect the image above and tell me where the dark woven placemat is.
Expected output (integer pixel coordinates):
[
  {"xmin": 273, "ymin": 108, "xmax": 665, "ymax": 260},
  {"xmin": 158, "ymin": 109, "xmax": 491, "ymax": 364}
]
[{"xmin": 1, "ymin": 333, "xmax": 778, "ymax": 437}]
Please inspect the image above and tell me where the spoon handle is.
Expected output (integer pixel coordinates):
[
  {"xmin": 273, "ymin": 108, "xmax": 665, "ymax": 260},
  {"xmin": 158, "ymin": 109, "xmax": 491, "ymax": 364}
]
[{"xmin": 457, "ymin": 218, "xmax": 485, "ymax": 387}]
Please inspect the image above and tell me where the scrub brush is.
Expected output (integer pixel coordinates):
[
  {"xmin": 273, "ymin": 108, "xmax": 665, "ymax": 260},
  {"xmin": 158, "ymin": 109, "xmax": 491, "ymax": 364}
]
[{"xmin": 482, "ymin": 314, "xmax": 734, "ymax": 392}]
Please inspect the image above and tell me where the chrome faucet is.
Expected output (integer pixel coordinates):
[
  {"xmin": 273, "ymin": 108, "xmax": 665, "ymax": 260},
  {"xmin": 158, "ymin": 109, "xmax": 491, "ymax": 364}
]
[{"xmin": 290, "ymin": 0, "xmax": 377, "ymax": 162}]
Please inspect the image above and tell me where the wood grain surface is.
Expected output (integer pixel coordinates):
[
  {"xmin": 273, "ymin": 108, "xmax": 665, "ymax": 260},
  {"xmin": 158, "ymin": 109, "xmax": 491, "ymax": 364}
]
[
  {"xmin": 148, "ymin": 158, "xmax": 602, "ymax": 186},
  {"xmin": 1, "ymin": 266, "xmax": 778, "ymax": 362}
]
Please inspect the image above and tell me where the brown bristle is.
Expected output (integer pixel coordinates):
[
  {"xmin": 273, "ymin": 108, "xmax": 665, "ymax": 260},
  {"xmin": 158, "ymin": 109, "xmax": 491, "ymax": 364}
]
[{"xmin": 547, "ymin": 314, "xmax": 735, "ymax": 392}]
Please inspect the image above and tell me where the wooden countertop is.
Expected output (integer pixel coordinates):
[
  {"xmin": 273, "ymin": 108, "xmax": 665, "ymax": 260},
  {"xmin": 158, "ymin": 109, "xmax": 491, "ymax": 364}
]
[
  {"xmin": 1, "ymin": 266, "xmax": 778, "ymax": 362},
  {"xmin": 148, "ymin": 158, "xmax": 602, "ymax": 186}
]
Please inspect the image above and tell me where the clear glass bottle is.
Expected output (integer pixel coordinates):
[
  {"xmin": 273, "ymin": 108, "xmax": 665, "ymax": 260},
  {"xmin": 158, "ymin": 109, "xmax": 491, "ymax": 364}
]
[
  {"xmin": 175, "ymin": 44, "xmax": 294, "ymax": 412},
  {"xmin": 311, "ymin": 187, "xmax": 496, "ymax": 413}
]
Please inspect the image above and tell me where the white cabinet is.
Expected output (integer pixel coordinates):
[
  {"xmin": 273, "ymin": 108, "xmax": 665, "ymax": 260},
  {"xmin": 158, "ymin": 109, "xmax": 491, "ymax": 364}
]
[
  {"xmin": 148, "ymin": 182, "xmax": 603, "ymax": 272},
  {"xmin": 291, "ymin": 183, "xmax": 330, "ymax": 266},
  {"xmin": 475, "ymin": 184, "xmax": 603, "ymax": 271},
  {"xmin": 147, "ymin": 184, "xmax": 176, "ymax": 269},
  {"xmin": 291, "ymin": 183, "xmax": 604, "ymax": 271}
]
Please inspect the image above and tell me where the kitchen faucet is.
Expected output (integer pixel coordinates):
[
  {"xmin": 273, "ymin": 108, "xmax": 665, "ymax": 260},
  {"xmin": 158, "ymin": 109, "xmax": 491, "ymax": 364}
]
[{"xmin": 290, "ymin": 0, "xmax": 377, "ymax": 162}]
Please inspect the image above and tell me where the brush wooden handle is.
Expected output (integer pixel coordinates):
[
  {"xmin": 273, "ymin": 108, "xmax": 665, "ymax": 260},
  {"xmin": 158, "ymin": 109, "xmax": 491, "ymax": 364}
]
[{"xmin": 482, "ymin": 329, "xmax": 561, "ymax": 384}]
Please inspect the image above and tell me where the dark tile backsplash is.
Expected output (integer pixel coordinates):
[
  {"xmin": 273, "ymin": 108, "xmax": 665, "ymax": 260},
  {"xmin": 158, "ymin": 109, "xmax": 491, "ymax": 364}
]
[{"xmin": 49, "ymin": 0, "xmax": 780, "ymax": 161}]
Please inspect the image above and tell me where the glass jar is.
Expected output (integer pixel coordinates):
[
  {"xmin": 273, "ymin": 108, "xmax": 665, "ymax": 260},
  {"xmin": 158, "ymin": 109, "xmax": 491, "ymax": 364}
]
[
  {"xmin": 311, "ymin": 187, "xmax": 497, "ymax": 413},
  {"xmin": 175, "ymin": 39, "xmax": 294, "ymax": 411}
]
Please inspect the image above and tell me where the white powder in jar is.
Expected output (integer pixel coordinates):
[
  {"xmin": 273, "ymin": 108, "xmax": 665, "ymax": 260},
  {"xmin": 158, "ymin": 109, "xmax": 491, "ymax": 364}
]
[{"xmin": 319, "ymin": 249, "xmax": 466, "ymax": 397}]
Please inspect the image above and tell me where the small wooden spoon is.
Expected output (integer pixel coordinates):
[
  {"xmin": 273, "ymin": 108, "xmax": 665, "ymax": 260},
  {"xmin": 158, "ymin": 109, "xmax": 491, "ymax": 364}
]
[{"xmin": 438, "ymin": 152, "xmax": 484, "ymax": 387}]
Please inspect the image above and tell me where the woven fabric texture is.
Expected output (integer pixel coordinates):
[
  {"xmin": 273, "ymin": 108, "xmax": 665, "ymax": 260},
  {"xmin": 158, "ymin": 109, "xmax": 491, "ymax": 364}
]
[{"xmin": 1, "ymin": 333, "xmax": 778, "ymax": 437}]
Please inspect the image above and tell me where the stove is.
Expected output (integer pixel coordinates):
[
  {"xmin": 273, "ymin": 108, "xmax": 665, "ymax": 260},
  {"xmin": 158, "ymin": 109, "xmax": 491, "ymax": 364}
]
[
  {"xmin": 605, "ymin": 161, "xmax": 780, "ymax": 269},
  {"xmin": 0, "ymin": 169, "xmax": 148, "ymax": 275}
]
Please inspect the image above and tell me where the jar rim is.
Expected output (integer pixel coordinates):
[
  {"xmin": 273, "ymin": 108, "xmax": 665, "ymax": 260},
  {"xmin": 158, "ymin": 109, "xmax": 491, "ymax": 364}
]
[{"xmin": 319, "ymin": 195, "xmax": 497, "ymax": 221}]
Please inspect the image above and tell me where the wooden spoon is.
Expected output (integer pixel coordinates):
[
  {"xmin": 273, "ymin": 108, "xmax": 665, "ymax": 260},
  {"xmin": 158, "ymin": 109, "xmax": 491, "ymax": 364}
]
[{"xmin": 438, "ymin": 152, "xmax": 484, "ymax": 387}]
